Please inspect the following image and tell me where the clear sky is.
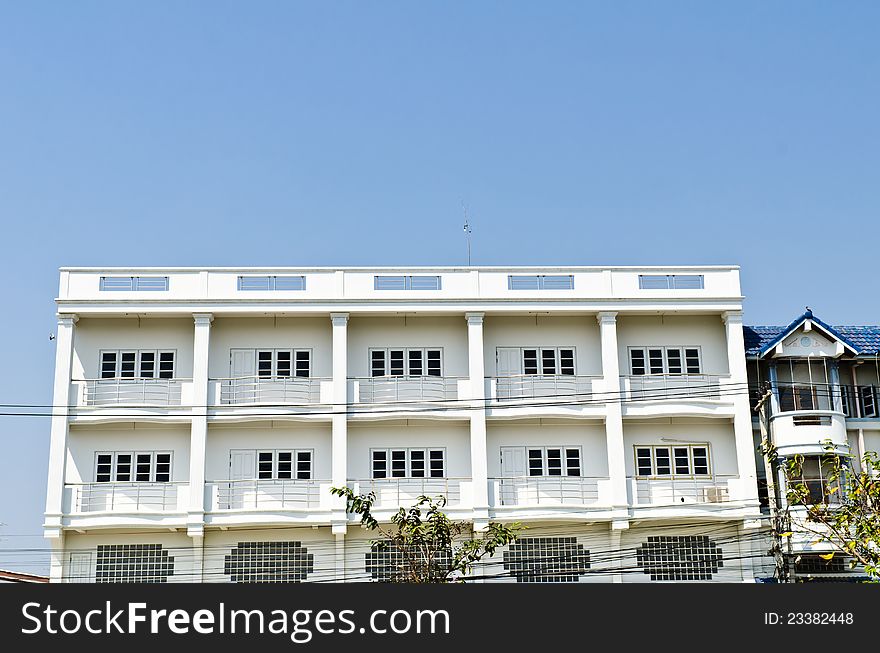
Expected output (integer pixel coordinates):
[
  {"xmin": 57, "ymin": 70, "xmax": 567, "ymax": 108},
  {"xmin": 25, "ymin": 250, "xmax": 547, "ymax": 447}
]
[{"xmin": 1, "ymin": 1, "xmax": 878, "ymax": 574}]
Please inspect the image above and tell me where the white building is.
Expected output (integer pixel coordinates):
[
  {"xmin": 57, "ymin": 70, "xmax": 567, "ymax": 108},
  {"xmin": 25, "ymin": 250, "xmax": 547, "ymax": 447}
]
[
  {"xmin": 44, "ymin": 266, "xmax": 766, "ymax": 583},
  {"xmin": 746, "ymin": 310, "xmax": 880, "ymax": 580}
]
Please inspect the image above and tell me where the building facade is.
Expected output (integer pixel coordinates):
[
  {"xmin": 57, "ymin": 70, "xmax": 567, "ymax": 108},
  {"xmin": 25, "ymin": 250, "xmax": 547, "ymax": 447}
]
[
  {"xmin": 745, "ymin": 310, "xmax": 880, "ymax": 581},
  {"xmin": 45, "ymin": 266, "xmax": 767, "ymax": 583}
]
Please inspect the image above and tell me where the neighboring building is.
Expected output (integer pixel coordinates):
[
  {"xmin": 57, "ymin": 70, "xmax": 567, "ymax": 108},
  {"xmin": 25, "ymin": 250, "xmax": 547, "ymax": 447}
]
[
  {"xmin": 745, "ymin": 310, "xmax": 880, "ymax": 581},
  {"xmin": 44, "ymin": 266, "xmax": 765, "ymax": 583}
]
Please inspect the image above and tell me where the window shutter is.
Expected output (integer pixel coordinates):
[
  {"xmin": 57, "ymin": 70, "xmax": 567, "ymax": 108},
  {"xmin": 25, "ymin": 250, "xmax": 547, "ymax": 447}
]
[{"xmin": 230, "ymin": 349, "xmax": 256, "ymax": 378}]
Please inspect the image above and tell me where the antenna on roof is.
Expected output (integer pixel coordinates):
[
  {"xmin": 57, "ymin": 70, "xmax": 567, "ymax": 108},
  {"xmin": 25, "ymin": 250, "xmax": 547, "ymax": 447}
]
[{"xmin": 462, "ymin": 202, "xmax": 472, "ymax": 267}]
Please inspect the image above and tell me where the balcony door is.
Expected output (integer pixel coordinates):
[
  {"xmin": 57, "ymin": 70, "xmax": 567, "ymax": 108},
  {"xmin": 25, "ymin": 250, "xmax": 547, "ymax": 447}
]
[
  {"xmin": 499, "ymin": 446, "xmax": 527, "ymax": 505},
  {"xmin": 227, "ymin": 450, "xmax": 257, "ymax": 509}
]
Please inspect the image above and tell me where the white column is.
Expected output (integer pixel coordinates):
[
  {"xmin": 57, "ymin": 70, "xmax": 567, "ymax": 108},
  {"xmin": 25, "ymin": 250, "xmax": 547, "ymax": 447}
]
[
  {"xmin": 598, "ymin": 312, "xmax": 629, "ymax": 511},
  {"xmin": 44, "ymin": 313, "xmax": 77, "ymax": 566},
  {"xmin": 188, "ymin": 313, "xmax": 213, "ymax": 538},
  {"xmin": 331, "ymin": 313, "xmax": 349, "ymax": 534},
  {"xmin": 723, "ymin": 311, "xmax": 760, "ymax": 505},
  {"xmin": 466, "ymin": 312, "xmax": 489, "ymax": 528}
]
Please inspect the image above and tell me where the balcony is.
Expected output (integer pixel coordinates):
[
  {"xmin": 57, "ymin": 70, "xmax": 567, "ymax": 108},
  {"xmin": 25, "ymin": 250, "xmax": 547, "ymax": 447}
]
[
  {"xmin": 352, "ymin": 478, "xmax": 469, "ymax": 508},
  {"xmin": 351, "ymin": 376, "xmax": 462, "ymax": 404},
  {"xmin": 215, "ymin": 376, "xmax": 328, "ymax": 405},
  {"xmin": 624, "ymin": 374, "xmax": 722, "ymax": 401},
  {"xmin": 75, "ymin": 378, "xmax": 188, "ymax": 406},
  {"xmin": 629, "ymin": 475, "xmax": 737, "ymax": 506},
  {"xmin": 491, "ymin": 476, "xmax": 608, "ymax": 507},
  {"xmin": 770, "ymin": 383, "xmax": 853, "ymax": 454},
  {"xmin": 67, "ymin": 482, "xmax": 187, "ymax": 513},
  {"xmin": 209, "ymin": 479, "xmax": 329, "ymax": 511},
  {"xmin": 490, "ymin": 375, "xmax": 596, "ymax": 401}
]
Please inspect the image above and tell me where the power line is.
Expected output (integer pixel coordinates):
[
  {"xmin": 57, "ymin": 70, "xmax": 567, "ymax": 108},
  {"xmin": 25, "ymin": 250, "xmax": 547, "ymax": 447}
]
[{"xmin": 0, "ymin": 382, "xmax": 759, "ymax": 420}]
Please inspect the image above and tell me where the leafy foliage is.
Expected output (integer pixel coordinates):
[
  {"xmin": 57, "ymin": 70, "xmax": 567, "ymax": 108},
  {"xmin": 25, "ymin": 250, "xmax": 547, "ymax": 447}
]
[
  {"xmin": 331, "ymin": 486, "xmax": 522, "ymax": 583},
  {"xmin": 763, "ymin": 439, "xmax": 880, "ymax": 580}
]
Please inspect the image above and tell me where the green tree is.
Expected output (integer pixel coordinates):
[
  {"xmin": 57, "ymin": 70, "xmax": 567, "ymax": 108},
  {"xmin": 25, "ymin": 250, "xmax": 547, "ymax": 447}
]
[
  {"xmin": 331, "ymin": 487, "xmax": 521, "ymax": 583},
  {"xmin": 763, "ymin": 439, "xmax": 880, "ymax": 580}
]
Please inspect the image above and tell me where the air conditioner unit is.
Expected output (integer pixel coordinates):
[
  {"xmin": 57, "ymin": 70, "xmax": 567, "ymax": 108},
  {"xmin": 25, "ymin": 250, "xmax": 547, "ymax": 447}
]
[{"xmin": 702, "ymin": 486, "xmax": 728, "ymax": 503}]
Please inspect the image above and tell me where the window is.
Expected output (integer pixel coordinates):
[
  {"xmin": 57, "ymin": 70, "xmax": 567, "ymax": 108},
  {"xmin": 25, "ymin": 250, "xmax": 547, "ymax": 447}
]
[
  {"xmin": 237, "ymin": 275, "xmax": 306, "ymax": 291},
  {"xmin": 256, "ymin": 450, "xmax": 313, "ymax": 480},
  {"xmin": 99, "ymin": 276, "xmax": 169, "ymax": 291},
  {"xmin": 371, "ymin": 448, "xmax": 445, "ymax": 479},
  {"xmin": 638, "ymin": 274, "xmax": 704, "ymax": 290},
  {"xmin": 859, "ymin": 385, "xmax": 878, "ymax": 418},
  {"xmin": 628, "ymin": 347, "xmax": 701, "ymax": 375},
  {"xmin": 374, "ymin": 275, "xmax": 441, "ymax": 290},
  {"xmin": 95, "ymin": 452, "xmax": 172, "ymax": 482},
  {"xmin": 503, "ymin": 537, "xmax": 591, "ymax": 583},
  {"xmin": 225, "ymin": 541, "xmax": 315, "ymax": 583},
  {"xmin": 508, "ymin": 275, "xmax": 574, "ymax": 290},
  {"xmin": 96, "ymin": 544, "xmax": 175, "ymax": 583},
  {"xmin": 517, "ymin": 348, "xmax": 576, "ymax": 375},
  {"xmin": 633, "ymin": 445, "xmax": 710, "ymax": 478},
  {"xmin": 100, "ymin": 350, "xmax": 176, "ymax": 379},
  {"xmin": 789, "ymin": 455, "xmax": 843, "ymax": 505},
  {"xmin": 253, "ymin": 349, "xmax": 311, "ymax": 378},
  {"xmin": 636, "ymin": 536, "xmax": 723, "ymax": 581},
  {"xmin": 526, "ymin": 447, "xmax": 582, "ymax": 477},
  {"xmin": 369, "ymin": 348, "xmax": 442, "ymax": 377},
  {"xmin": 778, "ymin": 385, "xmax": 817, "ymax": 412}
]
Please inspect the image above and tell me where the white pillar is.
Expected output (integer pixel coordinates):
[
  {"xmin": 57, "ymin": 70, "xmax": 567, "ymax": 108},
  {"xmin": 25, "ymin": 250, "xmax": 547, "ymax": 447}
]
[
  {"xmin": 331, "ymin": 313, "xmax": 349, "ymax": 534},
  {"xmin": 723, "ymin": 311, "xmax": 760, "ymax": 505},
  {"xmin": 49, "ymin": 536, "xmax": 66, "ymax": 583},
  {"xmin": 188, "ymin": 313, "xmax": 213, "ymax": 537},
  {"xmin": 335, "ymin": 533, "xmax": 346, "ymax": 581},
  {"xmin": 598, "ymin": 312, "xmax": 629, "ymax": 511},
  {"xmin": 466, "ymin": 312, "xmax": 489, "ymax": 528},
  {"xmin": 44, "ymin": 313, "xmax": 77, "ymax": 558}
]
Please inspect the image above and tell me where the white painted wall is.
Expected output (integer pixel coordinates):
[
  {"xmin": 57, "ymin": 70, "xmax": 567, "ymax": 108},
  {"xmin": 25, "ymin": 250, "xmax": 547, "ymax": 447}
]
[
  {"xmin": 616, "ymin": 315, "xmax": 730, "ymax": 376},
  {"xmin": 72, "ymin": 317, "xmax": 195, "ymax": 379},
  {"xmin": 622, "ymin": 419, "xmax": 739, "ymax": 476},
  {"xmin": 482, "ymin": 315, "xmax": 602, "ymax": 376},
  {"xmin": 65, "ymin": 424, "xmax": 190, "ymax": 483},
  {"xmin": 205, "ymin": 424, "xmax": 332, "ymax": 480},
  {"xmin": 208, "ymin": 316, "xmax": 333, "ymax": 378},
  {"xmin": 347, "ymin": 421, "xmax": 471, "ymax": 479},
  {"xmin": 346, "ymin": 316, "xmax": 468, "ymax": 377},
  {"xmin": 486, "ymin": 421, "xmax": 608, "ymax": 477}
]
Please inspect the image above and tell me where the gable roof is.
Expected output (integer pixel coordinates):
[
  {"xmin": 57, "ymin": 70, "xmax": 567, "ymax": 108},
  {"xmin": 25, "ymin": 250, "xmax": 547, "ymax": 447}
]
[{"xmin": 744, "ymin": 309, "xmax": 880, "ymax": 358}]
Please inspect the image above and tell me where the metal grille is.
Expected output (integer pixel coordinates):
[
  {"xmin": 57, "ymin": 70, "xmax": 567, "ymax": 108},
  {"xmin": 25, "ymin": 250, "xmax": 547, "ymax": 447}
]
[
  {"xmin": 96, "ymin": 544, "xmax": 174, "ymax": 583},
  {"xmin": 638, "ymin": 274, "xmax": 704, "ymax": 290},
  {"xmin": 99, "ymin": 276, "xmax": 169, "ymax": 291},
  {"xmin": 374, "ymin": 275, "xmax": 441, "ymax": 290},
  {"xmin": 365, "ymin": 541, "xmax": 452, "ymax": 582},
  {"xmin": 503, "ymin": 537, "xmax": 591, "ymax": 583},
  {"xmin": 507, "ymin": 275, "xmax": 574, "ymax": 290},
  {"xmin": 237, "ymin": 275, "xmax": 306, "ymax": 291},
  {"xmin": 224, "ymin": 541, "xmax": 315, "ymax": 583},
  {"xmin": 636, "ymin": 535, "xmax": 723, "ymax": 581}
]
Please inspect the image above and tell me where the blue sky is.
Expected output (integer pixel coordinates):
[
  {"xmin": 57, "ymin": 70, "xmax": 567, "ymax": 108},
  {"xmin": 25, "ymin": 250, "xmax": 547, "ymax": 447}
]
[{"xmin": 1, "ymin": 2, "xmax": 878, "ymax": 573}]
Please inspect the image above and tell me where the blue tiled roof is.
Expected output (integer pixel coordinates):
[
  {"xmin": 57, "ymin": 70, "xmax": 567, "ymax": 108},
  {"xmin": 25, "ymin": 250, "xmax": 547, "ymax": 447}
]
[{"xmin": 744, "ymin": 321, "xmax": 880, "ymax": 357}]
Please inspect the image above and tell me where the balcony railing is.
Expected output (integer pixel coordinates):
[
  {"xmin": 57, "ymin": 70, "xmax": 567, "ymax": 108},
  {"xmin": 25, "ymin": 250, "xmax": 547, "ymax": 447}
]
[
  {"xmin": 629, "ymin": 475, "xmax": 736, "ymax": 506},
  {"xmin": 211, "ymin": 479, "xmax": 327, "ymax": 510},
  {"xmin": 216, "ymin": 376, "xmax": 326, "ymax": 405},
  {"xmin": 491, "ymin": 375, "xmax": 596, "ymax": 401},
  {"xmin": 69, "ymin": 482, "xmax": 183, "ymax": 512},
  {"xmin": 353, "ymin": 477, "xmax": 465, "ymax": 507},
  {"xmin": 625, "ymin": 375, "xmax": 722, "ymax": 401},
  {"xmin": 79, "ymin": 378, "xmax": 185, "ymax": 406},
  {"xmin": 492, "ymin": 476, "xmax": 605, "ymax": 506},
  {"xmin": 353, "ymin": 376, "xmax": 460, "ymax": 404}
]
